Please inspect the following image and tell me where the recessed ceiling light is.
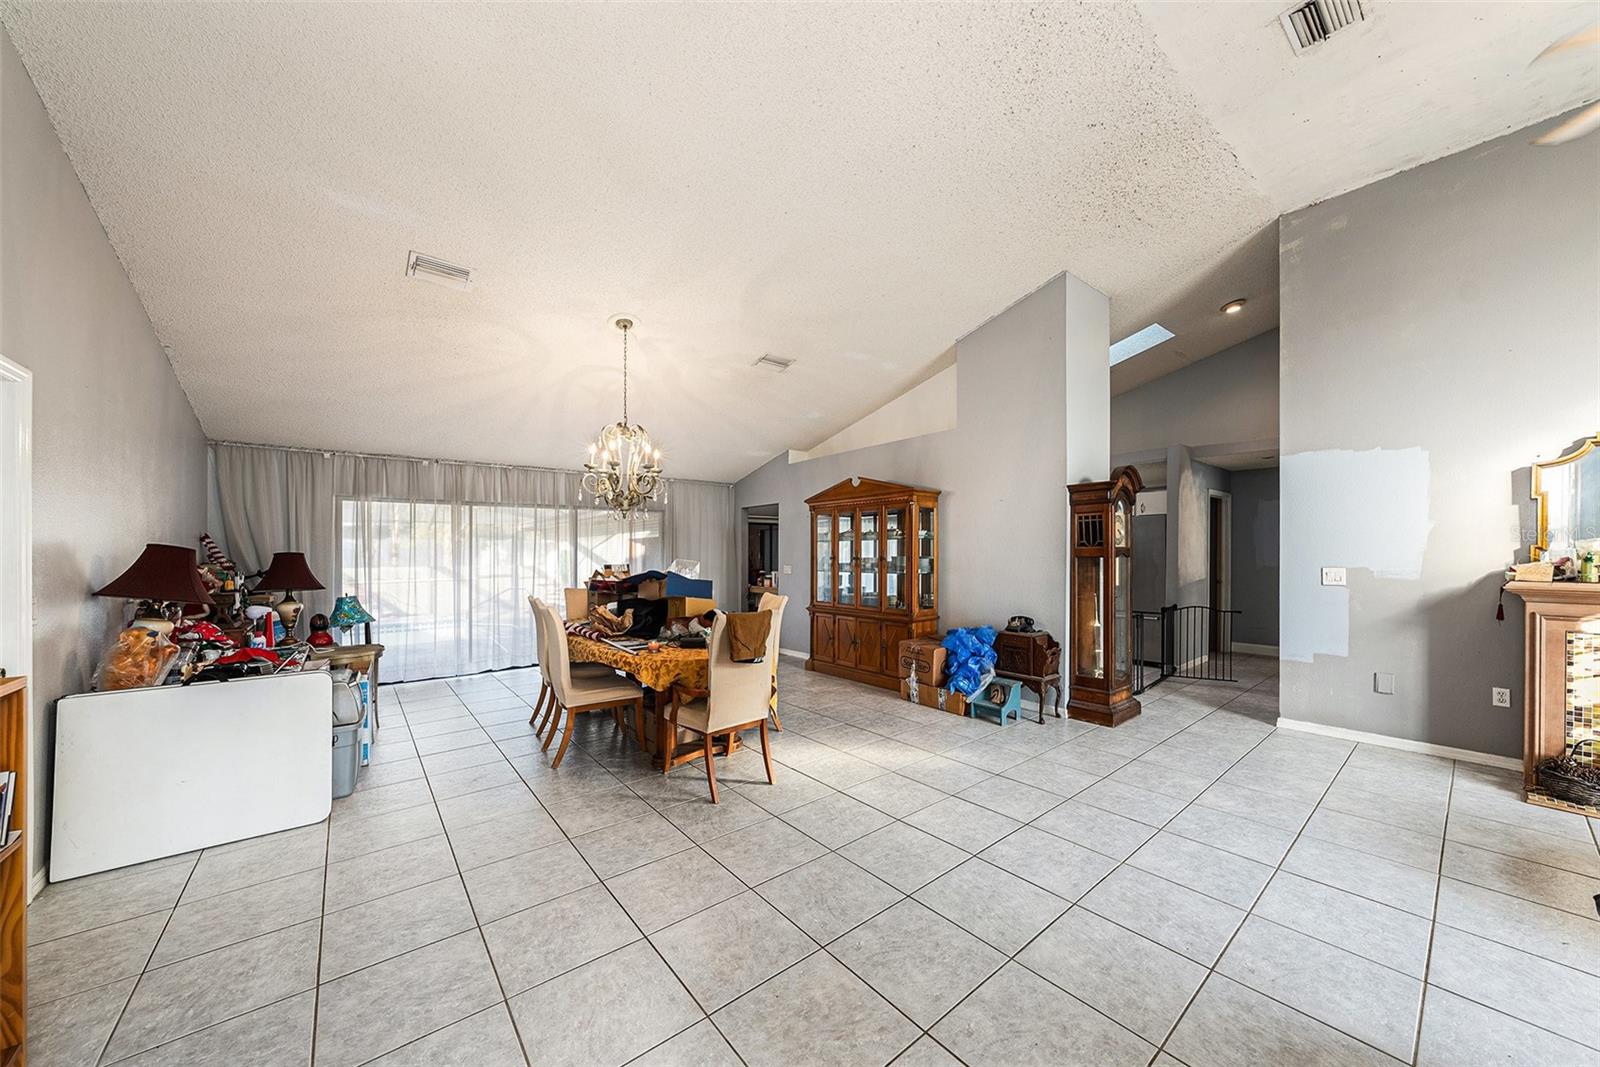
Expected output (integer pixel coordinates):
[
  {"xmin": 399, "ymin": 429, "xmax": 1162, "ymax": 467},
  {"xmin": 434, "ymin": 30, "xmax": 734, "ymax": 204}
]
[
  {"xmin": 1220, "ymin": 299, "xmax": 1247, "ymax": 315},
  {"xmin": 1110, "ymin": 323, "xmax": 1175, "ymax": 366}
]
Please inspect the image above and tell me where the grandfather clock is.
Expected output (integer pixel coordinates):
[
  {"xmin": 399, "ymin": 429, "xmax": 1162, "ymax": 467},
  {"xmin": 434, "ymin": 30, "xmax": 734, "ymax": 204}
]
[{"xmin": 1067, "ymin": 466, "xmax": 1143, "ymax": 727}]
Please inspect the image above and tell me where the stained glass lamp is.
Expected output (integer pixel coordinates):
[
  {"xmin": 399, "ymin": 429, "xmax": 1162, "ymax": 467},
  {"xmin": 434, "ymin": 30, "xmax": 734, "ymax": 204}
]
[{"xmin": 330, "ymin": 595, "xmax": 375, "ymax": 644}]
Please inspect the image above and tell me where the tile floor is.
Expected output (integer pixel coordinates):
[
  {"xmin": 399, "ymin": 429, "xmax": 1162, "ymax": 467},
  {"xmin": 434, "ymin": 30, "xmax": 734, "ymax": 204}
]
[{"xmin": 25, "ymin": 655, "xmax": 1600, "ymax": 1066}]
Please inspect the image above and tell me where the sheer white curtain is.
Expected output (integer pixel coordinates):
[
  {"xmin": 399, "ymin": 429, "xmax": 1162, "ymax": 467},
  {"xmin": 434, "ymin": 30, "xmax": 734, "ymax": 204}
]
[
  {"xmin": 215, "ymin": 444, "xmax": 721, "ymax": 681},
  {"xmin": 661, "ymin": 478, "xmax": 738, "ymax": 602}
]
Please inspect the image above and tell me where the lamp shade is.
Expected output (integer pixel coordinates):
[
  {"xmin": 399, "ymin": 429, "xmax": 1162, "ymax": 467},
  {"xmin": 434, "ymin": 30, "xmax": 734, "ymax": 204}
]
[
  {"xmin": 94, "ymin": 544, "xmax": 213, "ymax": 606},
  {"xmin": 329, "ymin": 595, "xmax": 374, "ymax": 628},
  {"xmin": 256, "ymin": 552, "xmax": 324, "ymax": 592}
]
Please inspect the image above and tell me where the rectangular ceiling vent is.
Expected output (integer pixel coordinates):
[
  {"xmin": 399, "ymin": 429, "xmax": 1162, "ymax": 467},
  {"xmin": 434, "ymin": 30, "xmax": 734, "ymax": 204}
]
[
  {"xmin": 753, "ymin": 354, "xmax": 795, "ymax": 372},
  {"xmin": 405, "ymin": 250, "xmax": 472, "ymax": 291},
  {"xmin": 1280, "ymin": 0, "xmax": 1366, "ymax": 54}
]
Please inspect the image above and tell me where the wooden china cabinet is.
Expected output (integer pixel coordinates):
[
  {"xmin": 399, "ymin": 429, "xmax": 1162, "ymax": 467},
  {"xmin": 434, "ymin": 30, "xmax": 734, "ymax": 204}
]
[{"xmin": 806, "ymin": 477, "xmax": 940, "ymax": 689}]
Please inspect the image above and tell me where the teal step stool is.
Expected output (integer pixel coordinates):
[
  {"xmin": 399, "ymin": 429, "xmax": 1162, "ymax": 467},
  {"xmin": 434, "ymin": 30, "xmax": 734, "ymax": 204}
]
[{"xmin": 969, "ymin": 678, "xmax": 1023, "ymax": 726}]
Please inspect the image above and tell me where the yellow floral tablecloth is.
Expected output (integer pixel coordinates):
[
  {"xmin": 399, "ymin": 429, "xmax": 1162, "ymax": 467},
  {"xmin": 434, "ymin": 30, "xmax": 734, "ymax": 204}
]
[{"xmin": 567, "ymin": 632, "xmax": 708, "ymax": 692}]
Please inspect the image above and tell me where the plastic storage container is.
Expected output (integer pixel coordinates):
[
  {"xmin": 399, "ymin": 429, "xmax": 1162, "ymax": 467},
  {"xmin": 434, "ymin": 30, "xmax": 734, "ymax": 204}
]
[
  {"xmin": 331, "ymin": 672, "xmax": 364, "ymax": 799},
  {"xmin": 332, "ymin": 722, "xmax": 360, "ymax": 798}
]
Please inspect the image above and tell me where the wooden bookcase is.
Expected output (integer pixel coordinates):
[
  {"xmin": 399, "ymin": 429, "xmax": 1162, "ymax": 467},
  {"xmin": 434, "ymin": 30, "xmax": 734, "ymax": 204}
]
[
  {"xmin": 0, "ymin": 676, "xmax": 25, "ymax": 1066},
  {"xmin": 805, "ymin": 478, "xmax": 940, "ymax": 689}
]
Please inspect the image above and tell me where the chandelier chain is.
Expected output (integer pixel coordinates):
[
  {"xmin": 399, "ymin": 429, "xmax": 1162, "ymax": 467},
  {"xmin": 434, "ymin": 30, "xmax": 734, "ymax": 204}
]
[{"xmin": 621, "ymin": 322, "xmax": 629, "ymax": 425}]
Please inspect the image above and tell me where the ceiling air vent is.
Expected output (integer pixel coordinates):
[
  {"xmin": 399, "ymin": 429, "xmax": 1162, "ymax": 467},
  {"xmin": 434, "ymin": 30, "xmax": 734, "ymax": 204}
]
[
  {"xmin": 753, "ymin": 354, "xmax": 795, "ymax": 372},
  {"xmin": 1280, "ymin": 0, "xmax": 1366, "ymax": 54},
  {"xmin": 405, "ymin": 250, "xmax": 472, "ymax": 291}
]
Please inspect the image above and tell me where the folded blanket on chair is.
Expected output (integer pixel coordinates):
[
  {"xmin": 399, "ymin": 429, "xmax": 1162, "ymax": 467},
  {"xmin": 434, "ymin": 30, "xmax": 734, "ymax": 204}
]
[{"xmin": 726, "ymin": 611, "xmax": 772, "ymax": 663}]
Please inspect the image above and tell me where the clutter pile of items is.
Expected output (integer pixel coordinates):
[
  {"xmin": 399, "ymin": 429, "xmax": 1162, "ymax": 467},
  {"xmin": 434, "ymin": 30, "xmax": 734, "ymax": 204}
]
[{"xmin": 86, "ymin": 536, "xmax": 382, "ymax": 800}]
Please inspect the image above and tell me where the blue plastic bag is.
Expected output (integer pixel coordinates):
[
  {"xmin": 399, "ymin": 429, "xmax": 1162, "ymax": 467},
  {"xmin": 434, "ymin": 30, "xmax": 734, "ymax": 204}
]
[{"xmin": 941, "ymin": 626, "xmax": 998, "ymax": 696}]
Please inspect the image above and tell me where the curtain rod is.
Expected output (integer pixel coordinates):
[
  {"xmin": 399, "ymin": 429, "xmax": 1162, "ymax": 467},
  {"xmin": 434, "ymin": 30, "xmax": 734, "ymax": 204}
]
[{"xmin": 208, "ymin": 439, "xmax": 735, "ymax": 488}]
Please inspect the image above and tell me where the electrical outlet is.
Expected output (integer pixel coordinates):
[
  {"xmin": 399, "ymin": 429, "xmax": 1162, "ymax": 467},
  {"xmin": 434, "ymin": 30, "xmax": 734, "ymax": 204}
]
[
  {"xmin": 1491, "ymin": 687, "xmax": 1512, "ymax": 708},
  {"xmin": 1321, "ymin": 567, "xmax": 1347, "ymax": 587},
  {"xmin": 1374, "ymin": 672, "xmax": 1395, "ymax": 695},
  {"xmin": 781, "ymin": 564, "xmax": 792, "ymax": 575}
]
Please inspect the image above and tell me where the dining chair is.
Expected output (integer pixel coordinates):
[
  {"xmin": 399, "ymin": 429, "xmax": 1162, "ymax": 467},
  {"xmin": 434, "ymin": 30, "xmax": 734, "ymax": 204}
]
[
  {"xmin": 664, "ymin": 612, "xmax": 776, "ymax": 803},
  {"xmin": 757, "ymin": 591, "xmax": 788, "ymax": 731},
  {"xmin": 535, "ymin": 599, "xmax": 643, "ymax": 769},
  {"xmin": 528, "ymin": 595, "xmax": 614, "ymax": 737}
]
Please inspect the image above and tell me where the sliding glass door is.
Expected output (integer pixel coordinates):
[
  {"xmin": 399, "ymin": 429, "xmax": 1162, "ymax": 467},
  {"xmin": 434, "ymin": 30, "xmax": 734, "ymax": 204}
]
[{"xmin": 340, "ymin": 499, "xmax": 661, "ymax": 680}]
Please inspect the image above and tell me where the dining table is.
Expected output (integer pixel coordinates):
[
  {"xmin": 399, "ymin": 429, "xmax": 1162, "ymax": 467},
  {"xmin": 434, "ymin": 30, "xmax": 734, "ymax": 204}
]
[{"xmin": 565, "ymin": 626, "xmax": 723, "ymax": 767}]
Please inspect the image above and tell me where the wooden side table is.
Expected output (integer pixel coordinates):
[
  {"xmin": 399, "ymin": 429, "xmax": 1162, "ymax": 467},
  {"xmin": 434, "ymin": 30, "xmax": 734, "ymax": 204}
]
[
  {"xmin": 310, "ymin": 643, "xmax": 385, "ymax": 729},
  {"xmin": 993, "ymin": 630, "xmax": 1063, "ymax": 724}
]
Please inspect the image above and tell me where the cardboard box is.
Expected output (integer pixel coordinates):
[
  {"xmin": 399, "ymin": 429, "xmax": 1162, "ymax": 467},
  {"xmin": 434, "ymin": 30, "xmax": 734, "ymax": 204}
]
[
  {"xmin": 899, "ymin": 678, "xmax": 967, "ymax": 716},
  {"xmin": 666, "ymin": 596, "xmax": 716, "ymax": 618},
  {"xmin": 563, "ymin": 588, "xmax": 591, "ymax": 620},
  {"xmin": 897, "ymin": 637, "xmax": 947, "ymax": 687}
]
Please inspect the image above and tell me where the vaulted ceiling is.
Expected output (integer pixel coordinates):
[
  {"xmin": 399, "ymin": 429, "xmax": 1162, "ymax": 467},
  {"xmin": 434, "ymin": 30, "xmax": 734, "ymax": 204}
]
[{"xmin": 3, "ymin": 1, "xmax": 1594, "ymax": 480}]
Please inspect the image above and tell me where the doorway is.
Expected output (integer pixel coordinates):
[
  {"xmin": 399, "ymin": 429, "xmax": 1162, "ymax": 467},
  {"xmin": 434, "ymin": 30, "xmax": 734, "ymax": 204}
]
[
  {"xmin": 0, "ymin": 356, "xmax": 34, "ymax": 899},
  {"xmin": 1207, "ymin": 490, "xmax": 1231, "ymax": 653},
  {"xmin": 745, "ymin": 505, "xmax": 779, "ymax": 612}
]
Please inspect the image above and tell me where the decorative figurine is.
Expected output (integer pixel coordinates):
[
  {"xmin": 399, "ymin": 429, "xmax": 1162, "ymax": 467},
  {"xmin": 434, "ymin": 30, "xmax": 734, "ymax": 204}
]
[{"xmin": 306, "ymin": 613, "xmax": 335, "ymax": 647}]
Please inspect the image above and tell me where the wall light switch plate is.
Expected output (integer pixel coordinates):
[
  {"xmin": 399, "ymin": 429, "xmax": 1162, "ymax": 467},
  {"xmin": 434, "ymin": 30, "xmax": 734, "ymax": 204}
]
[
  {"xmin": 1321, "ymin": 567, "xmax": 1347, "ymax": 587},
  {"xmin": 781, "ymin": 564, "xmax": 792, "ymax": 575},
  {"xmin": 1374, "ymin": 672, "xmax": 1395, "ymax": 695},
  {"xmin": 1491, "ymin": 687, "xmax": 1512, "ymax": 708}
]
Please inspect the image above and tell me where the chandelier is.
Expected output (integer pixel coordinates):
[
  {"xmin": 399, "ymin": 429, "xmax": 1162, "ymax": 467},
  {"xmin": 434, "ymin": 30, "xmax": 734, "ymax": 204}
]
[{"xmin": 582, "ymin": 317, "xmax": 664, "ymax": 518}]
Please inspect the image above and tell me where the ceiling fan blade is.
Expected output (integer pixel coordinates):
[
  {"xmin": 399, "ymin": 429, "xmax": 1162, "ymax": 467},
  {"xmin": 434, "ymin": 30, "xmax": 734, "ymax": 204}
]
[
  {"xmin": 1533, "ymin": 101, "xmax": 1600, "ymax": 145},
  {"xmin": 1532, "ymin": 24, "xmax": 1600, "ymax": 64}
]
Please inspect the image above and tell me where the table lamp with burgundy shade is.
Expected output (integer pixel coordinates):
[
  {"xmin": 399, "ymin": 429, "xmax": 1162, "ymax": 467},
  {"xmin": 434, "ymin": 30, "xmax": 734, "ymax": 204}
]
[
  {"xmin": 255, "ymin": 552, "xmax": 324, "ymax": 643},
  {"xmin": 94, "ymin": 543, "xmax": 213, "ymax": 635}
]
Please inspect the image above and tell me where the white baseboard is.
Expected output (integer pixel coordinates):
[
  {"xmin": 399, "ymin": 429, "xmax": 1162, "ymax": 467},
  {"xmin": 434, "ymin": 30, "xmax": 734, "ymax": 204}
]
[
  {"xmin": 1275, "ymin": 717, "xmax": 1521, "ymax": 771},
  {"xmin": 778, "ymin": 647, "xmax": 808, "ymax": 660},
  {"xmin": 1233, "ymin": 643, "xmax": 1279, "ymax": 657},
  {"xmin": 29, "ymin": 866, "xmax": 45, "ymax": 902}
]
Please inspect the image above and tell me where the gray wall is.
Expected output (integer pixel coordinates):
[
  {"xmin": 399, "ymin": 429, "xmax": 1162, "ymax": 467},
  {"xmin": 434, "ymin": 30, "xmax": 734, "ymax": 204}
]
[
  {"xmin": 1, "ymin": 27, "xmax": 209, "ymax": 882},
  {"xmin": 735, "ymin": 272, "xmax": 1110, "ymax": 653},
  {"xmin": 1229, "ymin": 467, "xmax": 1279, "ymax": 648},
  {"xmin": 1165, "ymin": 447, "xmax": 1230, "ymax": 609},
  {"xmin": 1112, "ymin": 330, "xmax": 1278, "ymax": 463},
  {"xmin": 1279, "ymin": 114, "xmax": 1599, "ymax": 758}
]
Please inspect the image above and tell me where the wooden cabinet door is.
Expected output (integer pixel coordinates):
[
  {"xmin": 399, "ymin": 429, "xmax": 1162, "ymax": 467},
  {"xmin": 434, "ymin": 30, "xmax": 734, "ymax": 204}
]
[
  {"xmin": 812, "ymin": 613, "xmax": 836, "ymax": 663},
  {"xmin": 881, "ymin": 622, "xmax": 911, "ymax": 678},
  {"xmin": 836, "ymin": 616, "xmax": 861, "ymax": 667},
  {"xmin": 855, "ymin": 620, "xmax": 883, "ymax": 675}
]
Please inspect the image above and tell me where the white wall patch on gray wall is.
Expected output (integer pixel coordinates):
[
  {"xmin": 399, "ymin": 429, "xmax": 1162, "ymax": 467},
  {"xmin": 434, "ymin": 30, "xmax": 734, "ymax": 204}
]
[{"xmin": 1280, "ymin": 446, "xmax": 1431, "ymax": 662}]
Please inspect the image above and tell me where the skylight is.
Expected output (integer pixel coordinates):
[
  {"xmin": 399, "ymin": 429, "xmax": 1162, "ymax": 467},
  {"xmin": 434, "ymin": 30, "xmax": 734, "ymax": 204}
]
[{"xmin": 1109, "ymin": 323, "xmax": 1174, "ymax": 366}]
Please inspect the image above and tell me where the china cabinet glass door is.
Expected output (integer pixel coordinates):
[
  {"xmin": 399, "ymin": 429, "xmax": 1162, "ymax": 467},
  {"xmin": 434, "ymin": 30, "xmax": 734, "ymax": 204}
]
[
  {"xmin": 837, "ymin": 512, "xmax": 856, "ymax": 605},
  {"xmin": 885, "ymin": 508, "xmax": 907, "ymax": 610},
  {"xmin": 815, "ymin": 512, "xmax": 833, "ymax": 603},
  {"xmin": 860, "ymin": 510, "xmax": 881, "ymax": 608},
  {"xmin": 917, "ymin": 505, "xmax": 935, "ymax": 610}
]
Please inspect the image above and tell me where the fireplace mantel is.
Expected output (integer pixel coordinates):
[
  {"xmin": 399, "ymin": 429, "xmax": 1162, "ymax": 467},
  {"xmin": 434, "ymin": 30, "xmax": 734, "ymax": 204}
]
[{"xmin": 1504, "ymin": 580, "xmax": 1600, "ymax": 816}]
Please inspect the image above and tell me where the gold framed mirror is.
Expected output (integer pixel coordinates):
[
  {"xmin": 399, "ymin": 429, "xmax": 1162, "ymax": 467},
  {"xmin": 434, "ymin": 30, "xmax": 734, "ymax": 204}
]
[{"xmin": 1531, "ymin": 433, "xmax": 1600, "ymax": 561}]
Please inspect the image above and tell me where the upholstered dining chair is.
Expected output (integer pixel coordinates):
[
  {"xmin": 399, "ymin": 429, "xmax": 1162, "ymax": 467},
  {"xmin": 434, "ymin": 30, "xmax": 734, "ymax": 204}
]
[
  {"xmin": 757, "ymin": 591, "xmax": 788, "ymax": 731},
  {"xmin": 664, "ymin": 612, "xmax": 776, "ymax": 803},
  {"xmin": 531, "ymin": 599, "xmax": 641, "ymax": 768},
  {"xmin": 527, "ymin": 596, "xmax": 614, "ymax": 738}
]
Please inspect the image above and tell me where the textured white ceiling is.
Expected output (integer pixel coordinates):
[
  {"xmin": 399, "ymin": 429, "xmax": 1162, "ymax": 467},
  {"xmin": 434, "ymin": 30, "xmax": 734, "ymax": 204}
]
[
  {"xmin": 1138, "ymin": 0, "xmax": 1600, "ymax": 215},
  {"xmin": 3, "ymin": 2, "xmax": 1594, "ymax": 482}
]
